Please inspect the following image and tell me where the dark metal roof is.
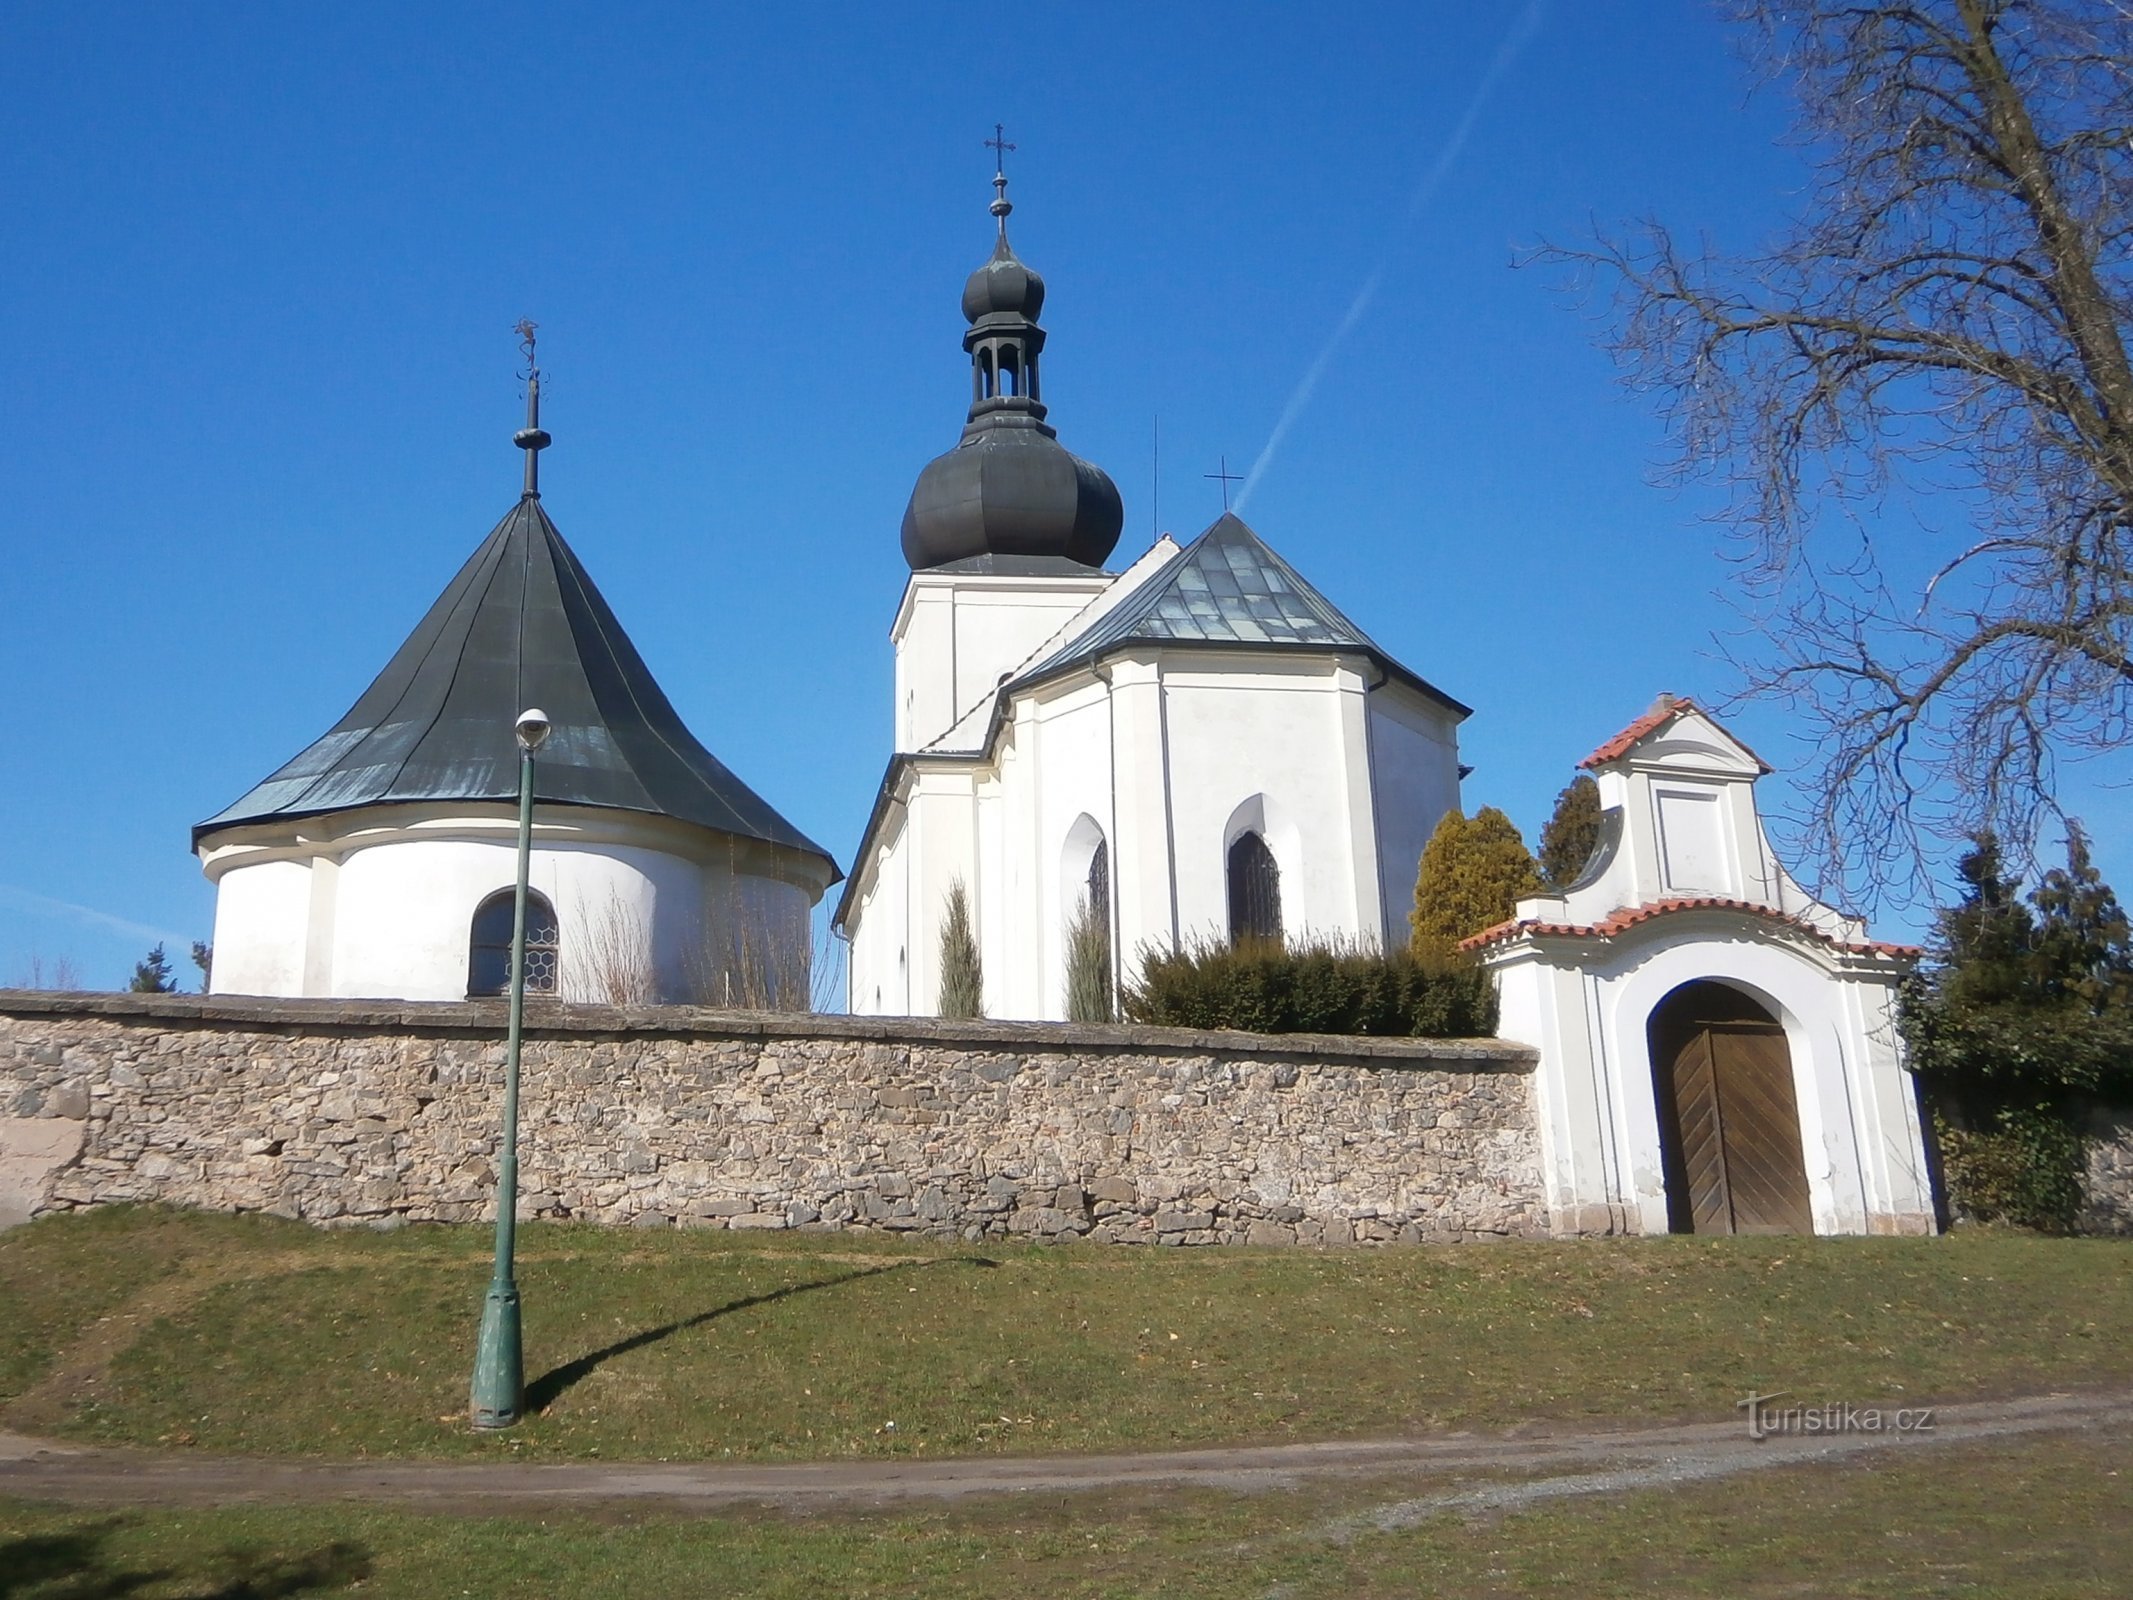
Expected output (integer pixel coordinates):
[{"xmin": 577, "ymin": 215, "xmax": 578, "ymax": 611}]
[
  {"xmin": 900, "ymin": 171, "xmax": 1122, "ymax": 573},
  {"xmin": 195, "ymin": 495, "xmax": 840, "ymax": 878},
  {"xmin": 1007, "ymin": 512, "xmax": 1472, "ymax": 715}
]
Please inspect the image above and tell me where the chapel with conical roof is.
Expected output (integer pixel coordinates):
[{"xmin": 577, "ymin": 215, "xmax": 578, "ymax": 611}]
[
  {"xmin": 196, "ymin": 349, "xmax": 839, "ymax": 1005},
  {"xmin": 836, "ymin": 162, "xmax": 1470, "ymax": 1018}
]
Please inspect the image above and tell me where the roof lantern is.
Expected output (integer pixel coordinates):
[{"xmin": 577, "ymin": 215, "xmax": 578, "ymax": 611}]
[{"xmin": 900, "ymin": 131, "xmax": 1124, "ymax": 573}]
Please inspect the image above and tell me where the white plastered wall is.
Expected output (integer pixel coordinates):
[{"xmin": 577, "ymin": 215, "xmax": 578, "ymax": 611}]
[
  {"xmin": 1492, "ymin": 925, "xmax": 1933, "ymax": 1237},
  {"xmin": 200, "ymin": 803, "xmax": 826, "ymax": 1005},
  {"xmin": 1366, "ymin": 684, "xmax": 1466, "ymax": 938},
  {"xmin": 843, "ymin": 646, "xmax": 1465, "ymax": 1019},
  {"xmin": 1484, "ymin": 702, "xmax": 1933, "ymax": 1238}
]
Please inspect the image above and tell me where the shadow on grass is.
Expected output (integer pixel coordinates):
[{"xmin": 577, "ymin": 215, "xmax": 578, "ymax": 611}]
[
  {"xmin": 1, "ymin": 1519, "xmax": 368, "ymax": 1598},
  {"xmin": 526, "ymin": 1254, "xmax": 997, "ymax": 1414}
]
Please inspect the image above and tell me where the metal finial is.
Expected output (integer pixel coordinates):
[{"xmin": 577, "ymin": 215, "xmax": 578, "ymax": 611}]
[
  {"xmin": 513, "ymin": 319, "xmax": 550, "ymax": 498},
  {"xmin": 984, "ymin": 123, "xmax": 1016, "ymax": 236}
]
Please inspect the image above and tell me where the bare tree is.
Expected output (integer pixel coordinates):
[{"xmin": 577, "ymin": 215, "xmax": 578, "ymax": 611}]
[{"xmin": 1546, "ymin": 0, "xmax": 2132, "ymax": 903}]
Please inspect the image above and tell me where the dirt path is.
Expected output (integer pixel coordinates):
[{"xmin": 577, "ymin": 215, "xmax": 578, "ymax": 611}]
[{"xmin": 3, "ymin": 1389, "xmax": 2126, "ymax": 1515}]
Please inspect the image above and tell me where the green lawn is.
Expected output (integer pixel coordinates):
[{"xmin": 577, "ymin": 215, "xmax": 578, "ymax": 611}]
[
  {"xmin": 2, "ymin": 1207, "xmax": 2126, "ymax": 1464},
  {"xmin": 4, "ymin": 1428, "xmax": 2127, "ymax": 1598}
]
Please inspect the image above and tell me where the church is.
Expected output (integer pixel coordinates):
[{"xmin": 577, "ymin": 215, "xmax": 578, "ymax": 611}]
[
  {"xmin": 835, "ymin": 168, "xmax": 1467, "ymax": 1018},
  {"xmin": 194, "ymin": 355, "xmax": 840, "ymax": 1008},
  {"xmin": 830, "ymin": 162, "xmax": 1935, "ymax": 1235},
  {"xmin": 177, "ymin": 154, "xmax": 1939, "ymax": 1239}
]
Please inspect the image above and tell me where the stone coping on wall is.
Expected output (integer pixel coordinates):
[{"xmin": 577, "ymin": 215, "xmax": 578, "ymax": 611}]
[{"xmin": 0, "ymin": 990, "xmax": 1534, "ymax": 1072}]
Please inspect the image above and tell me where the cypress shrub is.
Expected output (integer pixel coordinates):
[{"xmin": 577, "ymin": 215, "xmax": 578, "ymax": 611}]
[
  {"xmin": 937, "ymin": 880, "xmax": 984, "ymax": 1019},
  {"xmin": 1538, "ymin": 774, "xmax": 1604, "ymax": 891},
  {"xmin": 1412, "ymin": 807, "xmax": 1544, "ymax": 947},
  {"xmin": 1064, "ymin": 895, "xmax": 1114, "ymax": 1023},
  {"xmin": 1123, "ymin": 935, "xmax": 1496, "ymax": 1038}
]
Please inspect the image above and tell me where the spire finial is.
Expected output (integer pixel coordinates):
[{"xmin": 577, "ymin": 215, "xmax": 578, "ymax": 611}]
[
  {"xmin": 513, "ymin": 319, "xmax": 550, "ymax": 498},
  {"xmin": 984, "ymin": 122, "xmax": 1016, "ymax": 237}
]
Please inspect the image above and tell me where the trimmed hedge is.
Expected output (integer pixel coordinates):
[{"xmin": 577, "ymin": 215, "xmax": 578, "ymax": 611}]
[{"xmin": 1123, "ymin": 936, "xmax": 1496, "ymax": 1038}]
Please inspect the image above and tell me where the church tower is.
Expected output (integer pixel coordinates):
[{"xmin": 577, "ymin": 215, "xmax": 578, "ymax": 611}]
[
  {"xmin": 891, "ymin": 157, "xmax": 1125, "ymax": 753},
  {"xmin": 841, "ymin": 150, "xmax": 1471, "ymax": 1020}
]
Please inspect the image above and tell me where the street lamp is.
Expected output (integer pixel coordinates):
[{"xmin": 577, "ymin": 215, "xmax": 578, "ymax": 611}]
[{"xmin": 470, "ymin": 706, "xmax": 552, "ymax": 1429}]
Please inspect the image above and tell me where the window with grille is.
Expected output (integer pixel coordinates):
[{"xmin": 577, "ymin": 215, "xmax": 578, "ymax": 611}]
[
  {"xmin": 1087, "ymin": 838, "xmax": 1111, "ymax": 931},
  {"xmin": 467, "ymin": 889, "xmax": 559, "ymax": 997},
  {"xmin": 1226, "ymin": 832, "xmax": 1282, "ymax": 946}
]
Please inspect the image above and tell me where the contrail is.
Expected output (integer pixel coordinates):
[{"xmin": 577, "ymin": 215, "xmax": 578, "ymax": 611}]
[
  {"xmin": 0, "ymin": 882, "xmax": 192, "ymax": 949},
  {"xmin": 1236, "ymin": 0, "xmax": 1546, "ymax": 514}
]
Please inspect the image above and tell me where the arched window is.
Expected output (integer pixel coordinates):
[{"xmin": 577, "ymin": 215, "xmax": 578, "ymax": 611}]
[
  {"xmin": 1086, "ymin": 838, "xmax": 1110, "ymax": 932},
  {"xmin": 467, "ymin": 889, "xmax": 559, "ymax": 998},
  {"xmin": 1227, "ymin": 832, "xmax": 1282, "ymax": 946}
]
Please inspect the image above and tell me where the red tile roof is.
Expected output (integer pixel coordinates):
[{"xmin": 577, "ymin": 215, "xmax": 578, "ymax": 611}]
[
  {"xmin": 1459, "ymin": 897, "xmax": 1921, "ymax": 959},
  {"xmin": 1578, "ymin": 696, "xmax": 1773, "ymax": 773}
]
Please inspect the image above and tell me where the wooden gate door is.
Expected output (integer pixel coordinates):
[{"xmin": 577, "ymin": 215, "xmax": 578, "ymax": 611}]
[{"xmin": 1651, "ymin": 985, "xmax": 1814, "ymax": 1235}]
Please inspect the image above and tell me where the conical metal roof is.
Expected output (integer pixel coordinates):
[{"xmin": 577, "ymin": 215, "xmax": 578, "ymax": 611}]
[{"xmin": 195, "ymin": 495, "xmax": 840, "ymax": 878}]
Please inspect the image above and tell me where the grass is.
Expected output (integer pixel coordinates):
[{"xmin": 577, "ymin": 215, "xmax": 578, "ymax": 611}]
[
  {"xmin": 0, "ymin": 1206, "xmax": 2127, "ymax": 1463},
  {"xmin": 3, "ymin": 1428, "xmax": 2127, "ymax": 1597}
]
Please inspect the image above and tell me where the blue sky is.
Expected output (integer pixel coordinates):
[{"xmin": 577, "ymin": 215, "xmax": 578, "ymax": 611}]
[{"xmin": 5, "ymin": 2, "xmax": 2124, "ymax": 989}]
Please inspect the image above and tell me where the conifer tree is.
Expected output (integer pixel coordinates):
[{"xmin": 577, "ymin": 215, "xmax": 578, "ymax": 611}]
[
  {"xmin": 1411, "ymin": 807, "xmax": 1543, "ymax": 950},
  {"xmin": 937, "ymin": 880, "xmax": 984, "ymax": 1019},
  {"xmin": 2030, "ymin": 825, "xmax": 2133, "ymax": 1011},
  {"xmin": 190, "ymin": 941, "xmax": 214, "ymax": 994},
  {"xmin": 129, "ymin": 944, "xmax": 177, "ymax": 994},
  {"xmin": 1537, "ymin": 774, "xmax": 1603, "ymax": 891},
  {"xmin": 1902, "ymin": 829, "xmax": 2133, "ymax": 1230}
]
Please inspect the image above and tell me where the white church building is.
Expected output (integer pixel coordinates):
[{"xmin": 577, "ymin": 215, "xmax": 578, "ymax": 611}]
[
  {"xmin": 835, "ymin": 169, "xmax": 1466, "ymax": 1018},
  {"xmin": 836, "ymin": 168, "xmax": 1937, "ymax": 1239},
  {"xmin": 195, "ymin": 368, "xmax": 840, "ymax": 1007}
]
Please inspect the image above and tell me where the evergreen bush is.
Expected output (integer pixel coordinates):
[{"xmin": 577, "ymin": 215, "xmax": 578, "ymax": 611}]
[
  {"xmin": 1064, "ymin": 895, "xmax": 1113, "ymax": 1023},
  {"xmin": 1901, "ymin": 830, "xmax": 2133, "ymax": 1231},
  {"xmin": 1538, "ymin": 774, "xmax": 1604, "ymax": 891},
  {"xmin": 937, "ymin": 880, "xmax": 984, "ymax": 1019},
  {"xmin": 1411, "ymin": 807, "xmax": 1543, "ymax": 948},
  {"xmin": 1123, "ymin": 935, "xmax": 1496, "ymax": 1038}
]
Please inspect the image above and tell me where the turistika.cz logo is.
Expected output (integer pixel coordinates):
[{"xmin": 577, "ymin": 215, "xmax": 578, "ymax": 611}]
[{"xmin": 1736, "ymin": 1391, "xmax": 1937, "ymax": 1441}]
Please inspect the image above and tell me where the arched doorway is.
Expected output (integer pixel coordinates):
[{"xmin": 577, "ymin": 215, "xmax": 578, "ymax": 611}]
[{"xmin": 1647, "ymin": 981, "xmax": 1812, "ymax": 1235}]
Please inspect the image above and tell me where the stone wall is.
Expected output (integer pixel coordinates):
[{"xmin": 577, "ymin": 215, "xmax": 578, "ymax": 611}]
[
  {"xmin": 0, "ymin": 992, "xmax": 1545, "ymax": 1244},
  {"xmin": 2080, "ymin": 1103, "xmax": 2133, "ymax": 1237}
]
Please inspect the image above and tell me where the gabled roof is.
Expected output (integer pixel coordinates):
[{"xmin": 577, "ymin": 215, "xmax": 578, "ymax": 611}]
[
  {"xmin": 195, "ymin": 496, "xmax": 839, "ymax": 877},
  {"xmin": 1006, "ymin": 512, "xmax": 1469, "ymax": 714},
  {"xmin": 1460, "ymin": 897, "xmax": 1919, "ymax": 960},
  {"xmin": 1578, "ymin": 695, "xmax": 1772, "ymax": 774}
]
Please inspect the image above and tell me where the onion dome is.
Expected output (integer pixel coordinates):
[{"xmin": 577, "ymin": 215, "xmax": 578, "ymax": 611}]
[
  {"xmin": 962, "ymin": 239, "xmax": 1045, "ymax": 322},
  {"xmin": 901, "ymin": 163, "xmax": 1123, "ymax": 572}
]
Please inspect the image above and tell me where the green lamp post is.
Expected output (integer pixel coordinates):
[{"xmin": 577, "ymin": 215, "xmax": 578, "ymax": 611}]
[{"xmin": 469, "ymin": 704, "xmax": 552, "ymax": 1430}]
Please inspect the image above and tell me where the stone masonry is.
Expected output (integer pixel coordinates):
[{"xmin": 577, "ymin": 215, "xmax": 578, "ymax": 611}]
[{"xmin": 0, "ymin": 992, "xmax": 1546, "ymax": 1244}]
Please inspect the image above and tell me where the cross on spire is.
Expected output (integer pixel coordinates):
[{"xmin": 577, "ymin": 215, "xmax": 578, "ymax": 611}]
[
  {"xmin": 513, "ymin": 319, "xmax": 551, "ymax": 499},
  {"xmin": 1204, "ymin": 456, "xmax": 1242, "ymax": 511},
  {"xmin": 985, "ymin": 122, "xmax": 1015, "ymax": 174},
  {"xmin": 984, "ymin": 123, "xmax": 1017, "ymax": 237}
]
